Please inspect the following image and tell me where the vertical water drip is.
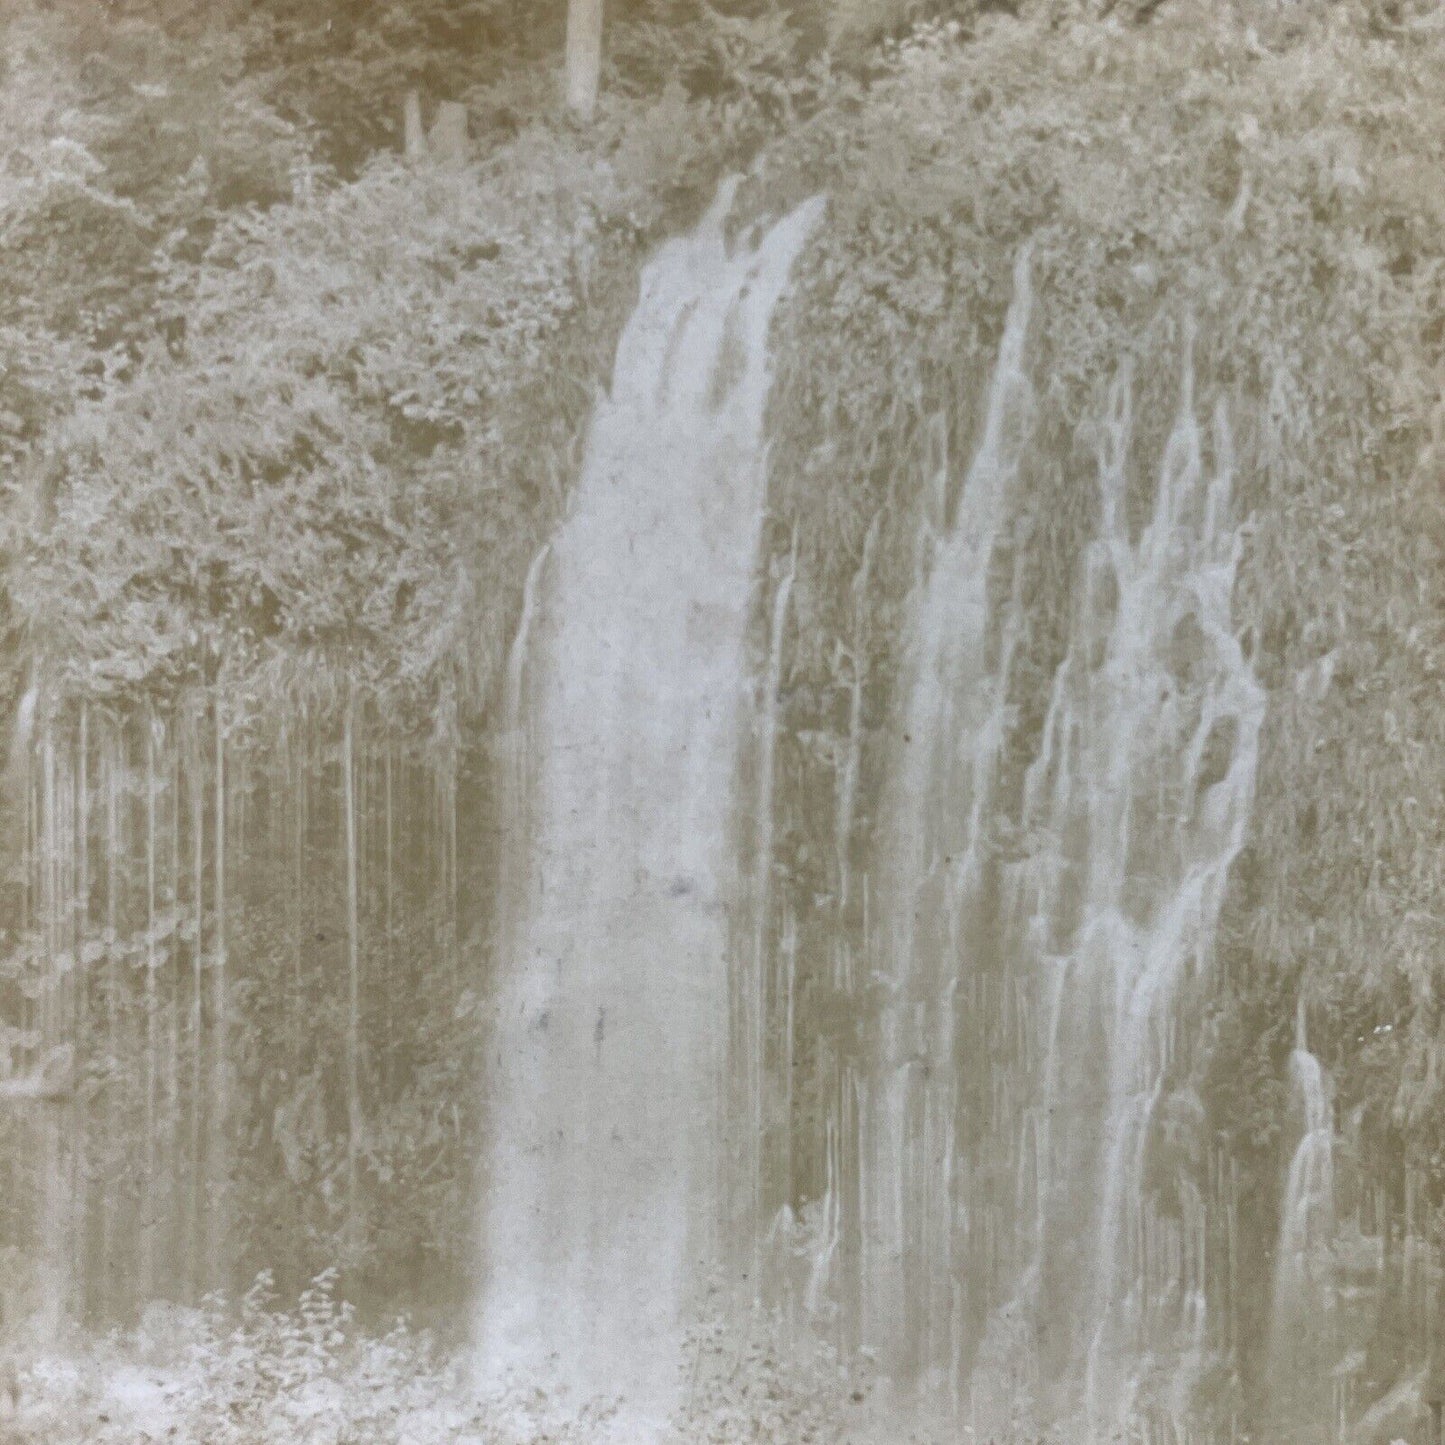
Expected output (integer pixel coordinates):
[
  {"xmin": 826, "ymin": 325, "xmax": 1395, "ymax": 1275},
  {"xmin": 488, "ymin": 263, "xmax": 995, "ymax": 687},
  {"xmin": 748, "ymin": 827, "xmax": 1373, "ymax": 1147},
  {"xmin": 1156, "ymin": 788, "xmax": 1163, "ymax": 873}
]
[
  {"xmin": 837, "ymin": 510, "xmax": 881, "ymax": 914},
  {"xmin": 744, "ymin": 544, "xmax": 795, "ymax": 1280},
  {"xmin": 506, "ymin": 546, "xmax": 552, "ymax": 715},
  {"xmin": 165, "ymin": 729, "xmax": 182, "ymax": 1293},
  {"xmin": 780, "ymin": 906, "xmax": 798, "ymax": 1227},
  {"xmin": 804, "ymin": 1104, "xmax": 842, "ymax": 1319},
  {"xmin": 863, "ymin": 245, "xmax": 1035, "ymax": 1392},
  {"xmin": 210, "ymin": 698, "xmax": 228, "ymax": 1295},
  {"xmin": 383, "ymin": 745, "xmax": 394, "ymax": 1093},
  {"xmin": 1013, "ymin": 349, "xmax": 1264, "ymax": 1439},
  {"xmin": 76, "ymin": 708, "xmax": 90, "ymax": 1317},
  {"xmin": 501, "ymin": 543, "xmax": 552, "ymax": 827},
  {"xmin": 143, "ymin": 711, "xmax": 158, "ymax": 1302},
  {"xmin": 38, "ymin": 725, "xmax": 69, "ymax": 1342},
  {"xmin": 477, "ymin": 183, "xmax": 823, "ymax": 1437},
  {"xmin": 1266, "ymin": 995, "xmax": 1337, "ymax": 1441},
  {"xmin": 189, "ymin": 705, "xmax": 205, "ymax": 1300},
  {"xmin": 342, "ymin": 700, "xmax": 363, "ymax": 1256}
]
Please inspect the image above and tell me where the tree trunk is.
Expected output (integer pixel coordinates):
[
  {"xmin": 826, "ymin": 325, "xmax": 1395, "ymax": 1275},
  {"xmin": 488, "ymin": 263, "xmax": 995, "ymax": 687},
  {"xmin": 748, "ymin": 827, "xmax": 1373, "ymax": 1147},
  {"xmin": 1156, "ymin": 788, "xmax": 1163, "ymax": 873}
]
[
  {"xmin": 403, "ymin": 90, "xmax": 426, "ymax": 160},
  {"xmin": 565, "ymin": 0, "xmax": 604, "ymax": 122},
  {"xmin": 428, "ymin": 101, "xmax": 469, "ymax": 164}
]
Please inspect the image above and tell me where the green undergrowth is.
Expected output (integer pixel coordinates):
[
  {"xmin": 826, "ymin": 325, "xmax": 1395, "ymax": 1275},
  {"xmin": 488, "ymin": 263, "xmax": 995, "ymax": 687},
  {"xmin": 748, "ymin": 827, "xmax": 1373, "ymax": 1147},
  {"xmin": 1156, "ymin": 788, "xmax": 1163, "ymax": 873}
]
[
  {"xmin": 0, "ymin": 1, "xmax": 763, "ymax": 745},
  {"xmin": 6, "ymin": 1276, "xmax": 974, "ymax": 1445}
]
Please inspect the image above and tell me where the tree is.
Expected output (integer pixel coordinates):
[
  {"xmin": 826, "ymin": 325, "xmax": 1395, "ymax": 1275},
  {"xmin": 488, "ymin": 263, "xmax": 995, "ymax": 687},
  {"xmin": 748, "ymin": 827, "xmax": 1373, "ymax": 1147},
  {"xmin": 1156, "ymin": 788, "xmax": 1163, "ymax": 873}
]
[{"xmin": 566, "ymin": 0, "xmax": 604, "ymax": 121}]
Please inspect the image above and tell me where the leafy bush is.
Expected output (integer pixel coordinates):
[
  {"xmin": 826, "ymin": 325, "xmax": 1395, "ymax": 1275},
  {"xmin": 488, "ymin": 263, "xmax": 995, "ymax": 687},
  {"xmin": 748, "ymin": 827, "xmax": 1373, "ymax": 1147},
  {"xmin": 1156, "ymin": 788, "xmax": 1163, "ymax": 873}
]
[
  {"xmin": 8, "ymin": 1279, "xmax": 976, "ymax": 1444},
  {"xmin": 1, "ymin": 0, "xmax": 760, "ymax": 739},
  {"xmin": 12, "ymin": 1271, "xmax": 474, "ymax": 1444}
]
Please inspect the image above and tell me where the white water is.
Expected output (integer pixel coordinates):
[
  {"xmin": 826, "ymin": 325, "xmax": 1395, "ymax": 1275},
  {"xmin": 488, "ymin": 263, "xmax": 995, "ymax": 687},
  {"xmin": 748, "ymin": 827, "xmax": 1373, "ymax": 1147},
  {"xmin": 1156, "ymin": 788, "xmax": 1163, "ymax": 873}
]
[
  {"xmin": 862, "ymin": 247, "xmax": 1035, "ymax": 1396},
  {"xmin": 477, "ymin": 181, "xmax": 822, "ymax": 1435},
  {"xmin": 1064, "ymin": 351, "xmax": 1264, "ymax": 1440},
  {"xmin": 1008, "ymin": 344, "xmax": 1265, "ymax": 1439},
  {"xmin": 863, "ymin": 273, "xmax": 1264, "ymax": 1438},
  {"xmin": 1267, "ymin": 999, "xmax": 1337, "ymax": 1439}
]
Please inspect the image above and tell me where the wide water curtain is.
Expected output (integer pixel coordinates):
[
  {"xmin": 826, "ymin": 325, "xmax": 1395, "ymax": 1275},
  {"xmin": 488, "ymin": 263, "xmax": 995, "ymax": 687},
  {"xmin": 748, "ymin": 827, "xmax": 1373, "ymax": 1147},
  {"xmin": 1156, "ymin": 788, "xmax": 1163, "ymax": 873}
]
[
  {"xmin": 858, "ymin": 264, "xmax": 1264, "ymax": 1439},
  {"xmin": 478, "ymin": 181, "xmax": 823, "ymax": 1433},
  {"xmin": 479, "ymin": 210, "xmax": 1266, "ymax": 1443}
]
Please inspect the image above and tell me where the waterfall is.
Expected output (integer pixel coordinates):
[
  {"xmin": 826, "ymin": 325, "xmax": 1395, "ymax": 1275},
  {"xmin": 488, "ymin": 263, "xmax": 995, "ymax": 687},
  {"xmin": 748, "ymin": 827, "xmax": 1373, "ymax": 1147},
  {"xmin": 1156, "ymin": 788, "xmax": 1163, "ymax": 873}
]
[
  {"xmin": 864, "ymin": 261, "xmax": 1265, "ymax": 1438},
  {"xmin": 1061, "ymin": 349, "xmax": 1264, "ymax": 1440},
  {"xmin": 501, "ymin": 543, "xmax": 552, "ymax": 782},
  {"xmin": 497, "ymin": 541, "xmax": 552, "ymax": 943},
  {"xmin": 836, "ymin": 508, "xmax": 881, "ymax": 916},
  {"xmin": 863, "ymin": 246, "xmax": 1035, "ymax": 1398},
  {"xmin": 1003, "ymin": 341, "xmax": 1264, "ymax": 1439},
  {"xmin": 741, "ymin": 541, "xmax": 796, "ymax": 1283},
  {"xmin": 476, "ymin": 180, "xmax": 822, "ymax": 1435},
  {"xmin": 1267, "ymin": 999, "xmax": 1337, "ymax": 1441}
]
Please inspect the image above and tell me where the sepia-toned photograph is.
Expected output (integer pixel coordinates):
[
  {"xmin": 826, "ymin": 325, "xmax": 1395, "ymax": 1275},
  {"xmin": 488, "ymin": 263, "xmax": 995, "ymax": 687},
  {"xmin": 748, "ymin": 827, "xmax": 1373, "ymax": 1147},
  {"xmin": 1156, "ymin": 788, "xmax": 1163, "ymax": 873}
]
[{"xmin": 0, "ymin": 0, "xmax": 1442, "ymax": 1440}]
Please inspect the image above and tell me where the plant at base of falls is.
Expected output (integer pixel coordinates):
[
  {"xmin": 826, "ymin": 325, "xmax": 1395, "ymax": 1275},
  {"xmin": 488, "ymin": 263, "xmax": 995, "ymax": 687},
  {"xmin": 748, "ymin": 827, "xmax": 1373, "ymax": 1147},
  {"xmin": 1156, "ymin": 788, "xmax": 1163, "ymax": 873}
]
[
  {"xmin": 201, "ymin": 1270, "xmax": 355, "ymax": 1415},
  {"xmin": 172, "ymin": 1271, "xmax": 454, "ymax": 1444},
  {"xmin": 5, "ymin": 1294, "xmax": 1015, "ymax": 1444}
]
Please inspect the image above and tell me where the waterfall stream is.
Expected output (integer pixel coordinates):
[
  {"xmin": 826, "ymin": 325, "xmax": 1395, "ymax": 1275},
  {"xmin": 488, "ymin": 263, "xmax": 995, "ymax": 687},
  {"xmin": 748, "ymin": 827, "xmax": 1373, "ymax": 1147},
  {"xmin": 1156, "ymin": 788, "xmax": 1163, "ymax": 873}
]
[
  {"xmin": 478, "ymin": 221, "xmax": 1272, "ymax": 1441},
  {"xmin": 855, "ymin": 260, "xmax": 1265, "ymax": 1437},
  {"xmin": 476, "ymin": 182, "xmax": 823, "ymax": 1434},
  {"xmin": 862, "ymin": 246, "xmax": 1036, "ymax": 1398},
  {"xmin": 1267, "ymin": 1000, "xmax": 1337, "ymax": 1440}
]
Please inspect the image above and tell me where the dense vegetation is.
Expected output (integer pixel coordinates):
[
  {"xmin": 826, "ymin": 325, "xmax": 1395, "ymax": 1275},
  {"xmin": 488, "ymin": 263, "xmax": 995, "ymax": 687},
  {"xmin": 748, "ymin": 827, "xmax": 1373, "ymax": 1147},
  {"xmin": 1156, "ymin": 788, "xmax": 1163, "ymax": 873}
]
[{"xmin": 1, "ymin": 0, "xmax": 1443, "ymax": 1439}]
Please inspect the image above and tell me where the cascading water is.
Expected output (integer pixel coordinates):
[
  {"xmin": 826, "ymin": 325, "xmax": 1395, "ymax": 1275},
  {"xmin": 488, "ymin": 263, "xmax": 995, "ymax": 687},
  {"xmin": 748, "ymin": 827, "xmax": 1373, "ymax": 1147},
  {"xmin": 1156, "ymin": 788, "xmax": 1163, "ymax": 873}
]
[
  {"xmin": 1049, "ymin": 349, "xmax": 1264, "ymax": 1442},
  {"xmin": 862, "ymin": 247, "xmax": 1035, "ymax": 1400},
  {"xmin": 1267, "ymin": 999, "xmax": 1337, "ymax": 1441},
  {"xmin": 860, "ymin": 247, "xmax": 1265, "ymax": 1439},
  {"xmin": 477, "ymin": 181, "xmax": 822, "ymax": 1435}
]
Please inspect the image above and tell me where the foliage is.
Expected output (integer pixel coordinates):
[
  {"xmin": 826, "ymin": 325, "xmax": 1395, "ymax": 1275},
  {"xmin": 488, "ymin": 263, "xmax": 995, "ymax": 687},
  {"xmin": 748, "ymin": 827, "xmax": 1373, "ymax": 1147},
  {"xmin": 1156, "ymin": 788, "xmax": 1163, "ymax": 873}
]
[
  {"xmin": 10, "ymin": 1274, "xmax": 477, "ymax": 1444},
  {"xmin": 1, "ymin": 0, "xmax": 787, "ymax": 737},
  {"xmin": 11, "ymin": 146, "xmax": 575, "ymax": 722},
  {"xmin": 4, "ymin": 1283, "xmax": 979, "ymax": 1444}
]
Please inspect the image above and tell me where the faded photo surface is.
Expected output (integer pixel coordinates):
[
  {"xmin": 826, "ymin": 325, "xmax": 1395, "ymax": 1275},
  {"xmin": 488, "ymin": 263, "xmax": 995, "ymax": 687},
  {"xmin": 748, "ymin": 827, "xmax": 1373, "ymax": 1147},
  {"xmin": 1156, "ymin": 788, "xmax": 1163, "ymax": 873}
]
[{"xmin": 0, "ymin": 2, "xmax": 1442, "ymax": 1442}]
